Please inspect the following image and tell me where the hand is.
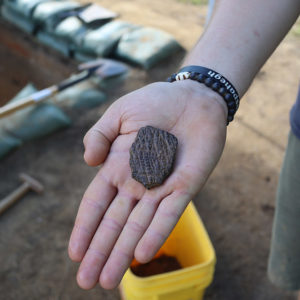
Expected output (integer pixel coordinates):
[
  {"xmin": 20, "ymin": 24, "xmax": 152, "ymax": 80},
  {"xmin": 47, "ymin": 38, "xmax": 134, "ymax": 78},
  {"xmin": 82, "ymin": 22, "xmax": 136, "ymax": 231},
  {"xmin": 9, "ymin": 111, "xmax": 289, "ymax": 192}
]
[{"xmin": 68, "ymin": 79, "xmax": 227, "ymax": 290}]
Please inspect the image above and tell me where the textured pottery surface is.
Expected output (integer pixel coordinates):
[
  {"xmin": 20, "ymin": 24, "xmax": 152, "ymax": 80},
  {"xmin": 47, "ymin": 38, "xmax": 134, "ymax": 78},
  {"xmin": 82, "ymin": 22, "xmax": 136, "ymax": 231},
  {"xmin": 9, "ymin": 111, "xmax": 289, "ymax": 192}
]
[{"xmin": 129, "ymin": 126, "xmax": 178, "ymax": 189}]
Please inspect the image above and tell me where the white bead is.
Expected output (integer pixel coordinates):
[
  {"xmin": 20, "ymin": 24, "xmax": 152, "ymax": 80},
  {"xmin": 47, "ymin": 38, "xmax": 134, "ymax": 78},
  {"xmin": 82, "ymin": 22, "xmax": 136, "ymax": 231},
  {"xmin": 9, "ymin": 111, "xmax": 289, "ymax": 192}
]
[{"xmin": 175, "ymin": 72, "xmax": 190, "ymax": 81}]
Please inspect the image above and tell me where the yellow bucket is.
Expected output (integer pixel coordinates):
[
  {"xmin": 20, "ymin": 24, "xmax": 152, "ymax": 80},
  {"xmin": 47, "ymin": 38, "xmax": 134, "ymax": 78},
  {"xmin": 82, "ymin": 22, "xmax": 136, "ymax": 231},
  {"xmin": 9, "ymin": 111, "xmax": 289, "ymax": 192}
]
[{"xmin": 120, "ymin": 202, "xmax": 216, "ymax": 300}]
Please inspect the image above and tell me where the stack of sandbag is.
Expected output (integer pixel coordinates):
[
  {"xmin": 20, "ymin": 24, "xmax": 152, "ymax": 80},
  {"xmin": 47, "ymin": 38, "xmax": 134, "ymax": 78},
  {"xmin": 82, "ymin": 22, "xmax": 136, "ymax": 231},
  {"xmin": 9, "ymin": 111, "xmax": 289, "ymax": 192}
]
[
  {"xmin": 0, "ymin": 83, "xmax": 71, "ymax": 159},
  {"xmin": 1, "ymin": 0, "xmax": 46, "ymax": 33},
  {"xmin": 1, "ymin": 0, "xmax": 183, "ymax": 69},
  {"xmin": 0, "ymin": 79, "xmax": 107, "ymax": 160},
  {"xmin": 116, "ymin": 27, "xmax": 182, "ymax": 69},
  {"xmin": 74, "ymin": 20, "xmax": 139, "ymax": 61},
  {"xmin": 1, "ymin": 1, "xmax": 117, "ymax": 56},
  {"xmin": 35, "ymin": 2, "xmax": 119, "ymax": 57}
]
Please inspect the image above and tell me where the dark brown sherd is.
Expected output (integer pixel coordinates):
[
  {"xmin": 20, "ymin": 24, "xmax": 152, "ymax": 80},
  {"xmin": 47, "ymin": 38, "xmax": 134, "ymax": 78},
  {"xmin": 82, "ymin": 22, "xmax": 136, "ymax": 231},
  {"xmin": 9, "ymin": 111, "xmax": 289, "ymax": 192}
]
[{"xmin": 129, "ymin": 126, "xmax": 178, "ymax": 189}]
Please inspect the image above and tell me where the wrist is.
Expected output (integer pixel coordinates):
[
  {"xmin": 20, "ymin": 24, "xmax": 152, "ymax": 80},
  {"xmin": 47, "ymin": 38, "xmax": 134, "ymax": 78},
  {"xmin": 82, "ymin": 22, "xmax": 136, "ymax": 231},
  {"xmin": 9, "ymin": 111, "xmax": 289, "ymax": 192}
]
[
  {"xmin": 182, "ymin": 51, "xmax": 249, "ymax": 98},
  {"xmin": 174, "ymin": 79, "xmax": 228, "ymax": 123},
  {"xmin": 168, "ymin": 65, "xmax": 240, "ymax": 124}
]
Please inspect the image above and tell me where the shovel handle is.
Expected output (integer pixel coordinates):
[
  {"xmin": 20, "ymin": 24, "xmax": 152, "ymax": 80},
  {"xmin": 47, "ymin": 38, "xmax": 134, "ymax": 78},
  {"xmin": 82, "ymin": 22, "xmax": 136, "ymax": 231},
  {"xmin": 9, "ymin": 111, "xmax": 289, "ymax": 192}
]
[
  {"xmin": 0, "ymin": 98, "xmax": 36, "ymax": 118},
  {"xmin": 0, "ymin": 86, "xmax": 58, "ymax": 119}
]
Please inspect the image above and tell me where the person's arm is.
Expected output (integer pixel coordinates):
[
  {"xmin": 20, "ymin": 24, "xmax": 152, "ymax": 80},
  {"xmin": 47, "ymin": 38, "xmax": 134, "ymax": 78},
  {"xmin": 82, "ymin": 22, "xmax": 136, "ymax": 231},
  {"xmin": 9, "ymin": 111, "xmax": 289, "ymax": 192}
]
[
  {"xmin": 185, "ymin": 0, "xmax": 300, "ymax": 96},
  {"xmin": 68, "ymin": 0, "xmax": 300, "ymax": 291}
]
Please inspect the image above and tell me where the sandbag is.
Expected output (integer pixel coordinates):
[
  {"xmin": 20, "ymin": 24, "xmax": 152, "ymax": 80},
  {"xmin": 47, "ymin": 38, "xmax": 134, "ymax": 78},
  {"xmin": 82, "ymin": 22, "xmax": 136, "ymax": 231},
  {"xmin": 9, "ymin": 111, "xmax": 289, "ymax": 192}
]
[
  {"xmin": 116, "ymin": 27, "xmax": 182, "ymax": 69},
  {"xmin": 94, "ymin": 74, "xmax": 128, "ymax": 90},
  {"xmin": 1, "ymin": 4, "xmax": 35, "ymax": 33},
  {"xmin": 6, "ymin": 103, "xmax": 71, "ymax": 141},
  {"xmin": 43, "ymin": 3, "xmax": 118, "ymax": 42},
  {"xmin": 2, "ymin": 84, "xmax": 71, "ymax": 142},
  {"xmin": 0, "ymin": 83, "xmax": 70, "ymax": 159},
  {"xmin": 78, "ymin": 21, "xmax": 138, "ymax": 57},
  {"xmin": 56, "ymin": 79, "xmax": 107, "ymax": 109},
  {"xmin": 32, "ymin": 3, "xmax": 120, "ymax": 57},
  {"xmin": 32, "ymin": 1, "xmax": 80, "ymax": 32},
  {"xmin": 53, "ymin": 16, "xmax": 85, "ymax": 43},
  {"xmin": 72, "ymin": 89, "xmax": 107, "ymax": 109},
  {"xmin": 3, "ymin": 0, "xmax": 52, "ymax": 18},
  {"xmin": 73, "ymin": 50, "xmax": 97, "ymax": 62},
  {"xmin": 36, "ymin": 31, "xmax": 71, "ymax": 57},
  {"xmin": 52, "ymin": 16, "xmax": 90, "ymax": 50},
  {"xmin": 32, "ymin": 1, "xmax": 80, "ymax": 21},
  {"xmin": 2, "ymin": 1, "xmax": 77, "ymax": 35}
]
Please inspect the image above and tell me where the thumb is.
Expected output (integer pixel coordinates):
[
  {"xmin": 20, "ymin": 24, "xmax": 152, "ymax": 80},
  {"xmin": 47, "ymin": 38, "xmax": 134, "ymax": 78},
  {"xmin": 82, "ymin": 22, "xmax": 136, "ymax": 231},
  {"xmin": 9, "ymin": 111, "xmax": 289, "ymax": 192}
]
[{"xmin": 83, "ymin": 103, "xmax": 121, "ymax": 166}]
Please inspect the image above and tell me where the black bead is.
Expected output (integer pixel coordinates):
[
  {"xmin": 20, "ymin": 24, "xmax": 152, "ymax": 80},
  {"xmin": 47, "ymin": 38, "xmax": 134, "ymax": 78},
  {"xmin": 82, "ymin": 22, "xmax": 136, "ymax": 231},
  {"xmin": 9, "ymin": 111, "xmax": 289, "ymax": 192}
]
[
  {"xmin": 212, "ymin": 82, "xmax": 220, "ymax": 91},
  {"xmin": 228, "ymin": 109, "xmax": 235, "ymax": 115},
  {"xmin": 196, "ymin": 73, "xmax": 207, "ymax": 82},
  {"xmin": 204, "ymin": 77, "xmax": 214, "ymax": 87},
  {"xmin": 189, "ymin": 72, "xmax": 197, "ymax": 80},
  {"xmin": 218, "ymin": 87, "xmax": 226, "ymax": 95},
  {"xmin": 224, "ymin": 93, "xmax": 233, "ymax": 102},
  {"xmin": 227, "ymin": 101, "xmax": 236, "ymax": 109}
]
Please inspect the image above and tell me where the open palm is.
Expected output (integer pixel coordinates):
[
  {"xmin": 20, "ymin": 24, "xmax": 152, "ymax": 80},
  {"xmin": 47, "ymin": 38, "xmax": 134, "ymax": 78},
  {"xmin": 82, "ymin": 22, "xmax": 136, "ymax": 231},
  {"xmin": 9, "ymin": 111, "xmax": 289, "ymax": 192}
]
[{"xmin": 68, "ymin": 80, "xmax": 227, "ymax": 289}]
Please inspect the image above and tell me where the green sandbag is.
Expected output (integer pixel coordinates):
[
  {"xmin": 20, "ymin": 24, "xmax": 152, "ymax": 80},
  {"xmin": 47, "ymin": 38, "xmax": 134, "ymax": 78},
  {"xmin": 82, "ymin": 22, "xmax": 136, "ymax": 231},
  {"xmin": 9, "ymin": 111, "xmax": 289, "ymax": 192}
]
[
  {"xmin": 32, "ymin": 1, "xmax": 80, "ymax": 31},
  {"xmin": 56, "ymin": 79, "xmax": 107, "ymax": 109},
  {"xmin": 3, "ymin": 84, "xmax": 71, "ymax": 142},
  {"xmin": 36, "ymin": 31, "xmax": 70, "ymax": 57},
  {"xmin": 53, "ymin": 16, "xmax": 90, "ymax": 50},
  {"xmin": 116, "ymin": 27, "xmax": 182, "ymax": 69},
  {"xmin": 73, "ymin": 89, "xmax": 107, "ymax": 109},
  {"xmin": 93, "ymin": 74, "xmax": 128, "ymax": 90},
  {"xmin": 3, "ymin": 0, "xmax": 53, "ymax": 18},
  {"xmin": 12, "ymin": 83, "xmax": 37, "ymax": 100},
  {"xmin": 1, "ymin": 5, "xmax": 35, "ymax": 33},
  {"xmin": 32, "ymin": 1, "xmax": 80, "ymax": 21},
  {"xmin": 53, "ymin": 3, "xmax": 119, "ymax": 44},
  {"xmin": 73, "ymin": 50, "xmax": 97, "ymax": 62},
  {"xmin": 78, "ymin": 21, "xmax": 139, "ymax": 57},
  {"xmin": 7, "ymin": 103, "xmax": 71, "ymax": 141},
  {"xmin": 53, "ymin": 16, "xmax": 85, "ymax": 43}
]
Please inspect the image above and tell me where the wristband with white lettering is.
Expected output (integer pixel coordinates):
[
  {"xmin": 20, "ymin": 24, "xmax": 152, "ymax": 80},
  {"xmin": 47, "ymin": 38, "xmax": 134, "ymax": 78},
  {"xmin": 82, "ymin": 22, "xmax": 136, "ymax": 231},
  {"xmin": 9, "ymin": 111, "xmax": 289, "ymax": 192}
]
[{"xmin": 167, "ymin": 65, "xmax": 240, "ymax": 124}]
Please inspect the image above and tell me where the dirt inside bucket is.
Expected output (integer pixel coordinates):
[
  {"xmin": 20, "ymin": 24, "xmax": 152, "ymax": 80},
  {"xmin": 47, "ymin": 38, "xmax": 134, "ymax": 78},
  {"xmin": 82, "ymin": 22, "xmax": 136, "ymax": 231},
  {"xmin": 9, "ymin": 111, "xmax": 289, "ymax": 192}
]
[{"xmin": 130, "ymin": 254, "xmax": 182, "ymax": 277}]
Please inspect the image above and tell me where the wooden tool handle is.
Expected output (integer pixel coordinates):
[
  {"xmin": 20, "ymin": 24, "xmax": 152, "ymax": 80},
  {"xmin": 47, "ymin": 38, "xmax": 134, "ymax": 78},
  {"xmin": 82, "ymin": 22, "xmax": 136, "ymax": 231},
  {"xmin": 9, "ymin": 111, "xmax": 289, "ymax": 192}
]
[
  {"xmin": 0, "ymin": 86, "xmax": 58, "ymax": 119},
  {"xmin": 0, "ymin": 183, "xmax": 29, "ymax": 215},
  {"xmin": 0, "ymin": 98, "xmax": 35, "ymax": 118}
]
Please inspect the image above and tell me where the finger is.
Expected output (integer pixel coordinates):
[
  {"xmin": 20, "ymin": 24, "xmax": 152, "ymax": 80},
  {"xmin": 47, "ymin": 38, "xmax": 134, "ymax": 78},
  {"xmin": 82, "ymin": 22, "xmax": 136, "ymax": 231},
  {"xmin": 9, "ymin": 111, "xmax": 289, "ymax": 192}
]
[
  {"xmin": 83, "ymin": 103, "xmax": 121, "ymax": 166},
  {"xmin": 99, "ymin": 194, "xmax": 161, "ymax": 289},
  {"xmin": 135, "ymin": 191, "xmax": 191, "ymax": 263},
  {"xmin": 68, "ymin": 171, "xmax": 117, "ymax": 262},
  {"xmin": 77, "ymin": 192, "xmax": 137, "ymax": 290}
]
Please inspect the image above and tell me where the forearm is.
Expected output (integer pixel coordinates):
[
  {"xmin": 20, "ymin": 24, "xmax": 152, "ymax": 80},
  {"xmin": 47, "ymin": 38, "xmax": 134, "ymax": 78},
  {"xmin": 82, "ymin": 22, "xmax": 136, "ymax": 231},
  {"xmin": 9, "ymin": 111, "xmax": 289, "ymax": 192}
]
[{"xmin": 184, "ymin": 0, "xmax": 300, "ymax": 97}]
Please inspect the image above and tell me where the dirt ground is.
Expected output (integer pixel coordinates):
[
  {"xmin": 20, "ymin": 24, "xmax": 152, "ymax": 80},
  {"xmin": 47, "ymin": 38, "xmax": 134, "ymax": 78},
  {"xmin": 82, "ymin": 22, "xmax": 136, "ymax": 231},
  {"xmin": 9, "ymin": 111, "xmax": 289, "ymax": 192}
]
[{"xmin": 0, "ymin": 1, "xmax": 300, "ymax": 299}]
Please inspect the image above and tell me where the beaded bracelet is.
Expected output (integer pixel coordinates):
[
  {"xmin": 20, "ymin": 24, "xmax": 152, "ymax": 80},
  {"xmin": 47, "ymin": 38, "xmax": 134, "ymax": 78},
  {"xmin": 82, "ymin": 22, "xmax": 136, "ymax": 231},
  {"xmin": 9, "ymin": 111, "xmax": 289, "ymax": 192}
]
[{"xmin": 167, "ymin": 66, "xmax": 240, "ymax": 124}]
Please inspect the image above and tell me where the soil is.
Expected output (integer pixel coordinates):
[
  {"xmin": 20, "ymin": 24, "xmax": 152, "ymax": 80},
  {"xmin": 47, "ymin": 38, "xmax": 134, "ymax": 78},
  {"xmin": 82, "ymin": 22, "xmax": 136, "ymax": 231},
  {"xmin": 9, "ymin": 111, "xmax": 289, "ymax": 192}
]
[
  {"xmin": 130, "ymin": 254, "xmax": 182, "ymax": 277},
  {"xmin": 0, "ymin": 1, "xmax": 299, "ymax": 300},
  {"xmin": 0, "ymin": 22, "xmax": 77, "ymax": 106}
]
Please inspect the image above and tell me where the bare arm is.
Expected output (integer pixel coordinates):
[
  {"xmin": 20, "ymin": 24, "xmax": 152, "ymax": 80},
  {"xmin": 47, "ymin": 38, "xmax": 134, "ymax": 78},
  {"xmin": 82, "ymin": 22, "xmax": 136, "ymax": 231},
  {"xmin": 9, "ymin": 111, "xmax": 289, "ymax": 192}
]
[{"xmin": 185, "ymin": 0, "xmax": 300, "ymax": 96}]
